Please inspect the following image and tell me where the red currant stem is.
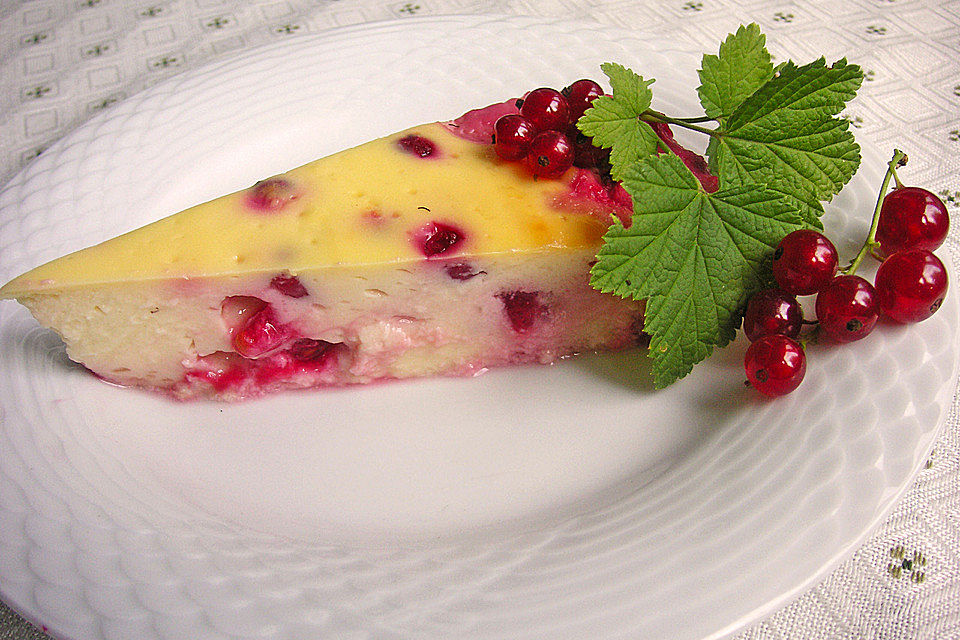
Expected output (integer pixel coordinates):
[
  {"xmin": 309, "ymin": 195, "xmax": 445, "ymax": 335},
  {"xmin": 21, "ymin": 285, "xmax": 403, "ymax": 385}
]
[
  {"xmin": 889, "ymin": 152, "xmax": 908, "ymax": 190},
  {"xmin": 843, "ymin": 148, "xmax": 907, "ymax": 276},
  {"xmin": 889, "ymin": 164, "xmax": 904, "ymax": 190},
  {"xmin": 641, "ymin": 110, "xmax": 718, "ymax": 136},
  {"xmin": 799, "ymin": 325, "xmax": 820, "ymax": 349},
  {"xmin": 658, "ymin": 113, "xmax": 716, "ymax": 125}
]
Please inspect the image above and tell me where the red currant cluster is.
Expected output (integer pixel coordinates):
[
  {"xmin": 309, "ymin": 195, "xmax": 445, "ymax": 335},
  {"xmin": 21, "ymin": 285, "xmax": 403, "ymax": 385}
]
[
  {"xmin": 744, "ymin": 151, "xmax": 950, "ymax": 397},
  {"xmin": 493, "ymin": 80, "xmax": 608, "ymax": 179}
]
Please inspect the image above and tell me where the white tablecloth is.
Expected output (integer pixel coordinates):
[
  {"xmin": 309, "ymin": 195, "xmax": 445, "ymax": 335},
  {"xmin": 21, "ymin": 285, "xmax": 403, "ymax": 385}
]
[{"xmin": 1, "ymin": 1, "xmax": 958, "ymax": 638}]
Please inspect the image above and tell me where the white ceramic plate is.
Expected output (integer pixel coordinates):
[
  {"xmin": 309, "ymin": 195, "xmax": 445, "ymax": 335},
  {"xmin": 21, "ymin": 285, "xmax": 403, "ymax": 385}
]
[{"xmin": 1, "ymin": 16, "xmax": 957, "ymax": 640}]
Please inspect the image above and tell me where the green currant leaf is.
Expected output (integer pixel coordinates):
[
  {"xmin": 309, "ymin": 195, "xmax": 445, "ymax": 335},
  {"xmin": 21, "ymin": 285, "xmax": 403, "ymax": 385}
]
[
  {"xmin": 577, "ymin": 62, "xmax": 661, "ymax": 181},
  {"xmin": 585, "ymin": 25, "xmax": 864, "ymax": 388},
  {"xmin": 713, "ymin": 161, "xmax": 826, "ymax": 230},
  {"xmin": 761, "ymin": 176, "xmax": 826, "ymax": 229},
  {"xmin": 707, "ymin": 58, "xmax": 863, "ymax": 203},
  {"xmin": 590, "ymin": 154, "xmax": 804, "ymax": 387},
  {"xmin": 697, "ymin": 23, "xmax": 774, "ymax": 120}
]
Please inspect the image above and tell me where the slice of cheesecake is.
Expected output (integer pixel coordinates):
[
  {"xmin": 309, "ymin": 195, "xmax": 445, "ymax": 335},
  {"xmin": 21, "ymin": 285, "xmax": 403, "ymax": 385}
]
[{"xmin": 1, "ymin": 101, "xmax": 647, "ymax": 400}]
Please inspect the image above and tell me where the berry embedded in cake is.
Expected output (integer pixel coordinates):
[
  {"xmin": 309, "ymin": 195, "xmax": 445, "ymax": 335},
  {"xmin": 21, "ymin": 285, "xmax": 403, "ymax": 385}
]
[{"xmin": 0, "ymin": 85, "xmax": 703, "ymax": 401}]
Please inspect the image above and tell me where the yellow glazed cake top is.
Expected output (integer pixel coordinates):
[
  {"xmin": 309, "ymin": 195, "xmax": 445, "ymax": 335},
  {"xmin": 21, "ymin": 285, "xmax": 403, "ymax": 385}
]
[{"xmin": 1, "ymin": 123, "xmax": 614, "ymax": 297}]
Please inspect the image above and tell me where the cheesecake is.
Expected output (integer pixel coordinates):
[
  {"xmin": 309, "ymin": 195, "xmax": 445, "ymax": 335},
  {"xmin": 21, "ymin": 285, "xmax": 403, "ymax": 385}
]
[{"xmin": 1, "ymin": 98, "xmax": 652, "ymax": 400}]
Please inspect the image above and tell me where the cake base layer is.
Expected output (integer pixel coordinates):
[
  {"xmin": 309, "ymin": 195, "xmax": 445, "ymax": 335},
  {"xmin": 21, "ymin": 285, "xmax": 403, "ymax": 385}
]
[{"xmin": 18, "ymin": 249, "xmax": 644, "ymax": 400}]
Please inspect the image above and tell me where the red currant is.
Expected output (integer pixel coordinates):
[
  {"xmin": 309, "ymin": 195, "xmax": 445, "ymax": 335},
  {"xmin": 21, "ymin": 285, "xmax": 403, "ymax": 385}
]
[
  {"xmin": 498, "ymin": 290, "xmax": 549, "ymax": 332},
  {"xmin": 287, "ymin": 338, "xmax": 334, "ymax": 362},
  {"xmin": 396, "ymin": 134, "xmax": 437, "ymax": 158},
  {"xmin": 519, "ymin": 88, "xmax": 571, "ymax": 132},
  {"xmin": 744, "ymin": 334, "xmax": 806, "ymax": 397},
  {"xmin": 493, "ymin": 114, "xmax": 537, "ymax": 161},
  {"xmin": 874, "ymin": 248, "xmax": 948, "ymax": 323},
  {"xmin": 523, "ymin": 131, "xmax": 574, "ymax": 178},
  {"xmin": 772, "ymin": 229, "xmax": 839, "ymax": 295},
  {"xmin": 815, "ymin": 275, "xmax": 879, "ymax": 342},
  {"xmin": 270, "ymin": 273, "xmax": 308, "ymax": 298},
  {"xmin": 568, "ymin": 127, "xmax": 609, "ymax": 169},
  {"xmin": 233, "ymin": 305, "xmax": 287, "ymax": 358},
  {"xmin": 247, "ymin": 178, "xmax": 300, "ymax": 212},
  {"xmin": 561, "ymin": 79, "xmax": 604, "ymax": 123},
  {"xmin": 742, "ymin": 289, "xmax": 803, "ymax": 341},
  {"xmin": 411, "ymin": 221, "xmax": 466, "ymax": 257},
  {"xmin": 875, "ymin": 187, "xmax": 949, "ymax": 258}
]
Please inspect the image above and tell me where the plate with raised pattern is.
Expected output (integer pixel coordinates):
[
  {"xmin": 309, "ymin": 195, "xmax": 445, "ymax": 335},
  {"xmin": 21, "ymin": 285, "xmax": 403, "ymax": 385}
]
[{"xmin": 1, "ymin": 16, "xmax": 957, "ymax": 640}]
